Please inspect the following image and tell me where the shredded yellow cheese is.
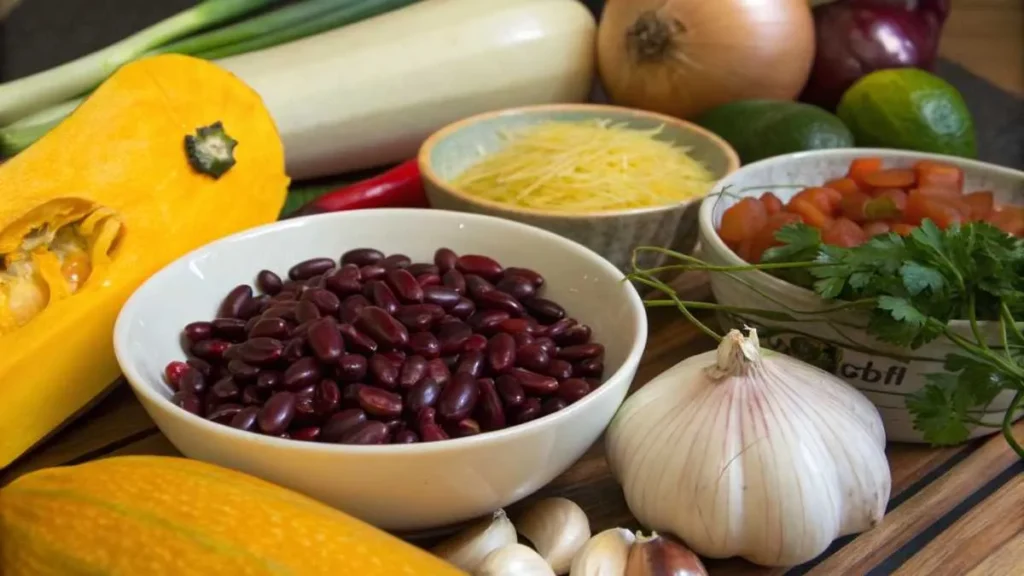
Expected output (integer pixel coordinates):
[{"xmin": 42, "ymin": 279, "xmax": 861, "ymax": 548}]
[{"xmin": 452, "ymin": 119, "xmax": 715, "ymax": 213}]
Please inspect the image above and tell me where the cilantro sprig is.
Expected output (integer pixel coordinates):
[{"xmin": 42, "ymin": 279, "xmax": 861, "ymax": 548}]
[{"xmin": 630, "ymin": 220, "xmax": 1024, "ymax": 458}]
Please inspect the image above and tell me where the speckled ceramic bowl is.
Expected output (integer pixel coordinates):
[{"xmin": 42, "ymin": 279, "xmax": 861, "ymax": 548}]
[
  {"xmin": 418, "ymin": 104, "xmax": 740, "ymax": 273},
  {"xmin": 698, "ymin": 149, "xmax": 1024, "ymax": 443}
]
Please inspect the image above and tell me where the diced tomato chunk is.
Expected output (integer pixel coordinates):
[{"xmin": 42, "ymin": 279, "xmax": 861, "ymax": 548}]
[
  {"xmin": 719, "ymin": 197, "xmax": 768, "ymax": 243},
  {"xmin": 847, "ymin": 157, "xmax": 883, "ymax": 187},
  {"xmin": 862, "ymin": 168, "xmax": 917, "ymax": 190},
  {"xmin": 874, "ymin": 188, "xmax": 908, "ymax": 213},
  {"xmin": 907, "ymin": 189, "xmax": 967, "ymax": 227},
  {"xmin": 734, "ymin": 237, "xmax": 754, "ymax": 263},
  {"xmin": 891, "ymin": 223, "xmax": 916, "ymax": 236},
  {"xmin": 914, "ymin": 186, "xmax": 962, "ymax": 200},
  {"xmin": 748, "ymin": 212, "xmax": 802, "ymax": 263},
  {"xmin": 760, "ymin": 192, "xmax": 783, "ymax": 215},
  {"xmin": 914, "ymin": 160, "xmax": 964, "ymax": 193},
  {"xmin": 788, "ymin": 198, "xmax": 832, "ymax": 228},
  {"xmin": 964, "ymin": 191, "xmax": 994, "ymax": 221},
  {"xmin": 841, "ymin": 192, "xmax": 872, "ymax": 222},
  {"xmin": 987, "ymin": 206, "xmax": 1024, "ymax": 236},
  {"xmin": 862, "ymin": 221, "xmax": 892, "ymax": 237},
  {"xmin": 821, "ymin": 218, "xmax": 868, "ymax": 247},
  {"xmin": 792, "ymin": 187, "xmax": 835, "ymax": 215},
  {"xmin": 823, "ymin": 177, "xmax": 861, "ymax": 196}
]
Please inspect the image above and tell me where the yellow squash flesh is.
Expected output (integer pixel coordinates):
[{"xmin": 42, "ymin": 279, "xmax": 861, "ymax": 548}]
[
  {"xmin": 0, "ymin": 456, "xmax": 467, "ymax": 575},
  {"xmin": 0, "ymin": 54, "xmax": 290, "ymax": 468}
]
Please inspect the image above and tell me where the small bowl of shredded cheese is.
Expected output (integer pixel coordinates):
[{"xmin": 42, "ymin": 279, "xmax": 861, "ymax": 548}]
[{"xmin": 419, "ymin": 103, "xmax": 739, "ymax": 272}]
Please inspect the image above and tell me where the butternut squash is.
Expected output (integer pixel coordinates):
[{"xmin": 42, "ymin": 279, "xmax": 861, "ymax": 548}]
[
  {"xmin": 0, "ymin": 54, "xmax": 289, "ymax": 468},
  {"xmin": 0, "ymin": 456, "xmax": 466, "ymax": 575}
]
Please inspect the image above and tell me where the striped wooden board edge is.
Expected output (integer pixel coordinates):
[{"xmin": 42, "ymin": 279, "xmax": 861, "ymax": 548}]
[{"xmin": 2, "ymin": 310, "xmax": 1021, "ymax": 575}]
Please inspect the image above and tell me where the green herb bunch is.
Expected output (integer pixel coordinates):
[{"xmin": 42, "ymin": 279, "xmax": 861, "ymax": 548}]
[{"xmin": 629, "ymin": 219, "xmax": 1024, "ymax": 459}]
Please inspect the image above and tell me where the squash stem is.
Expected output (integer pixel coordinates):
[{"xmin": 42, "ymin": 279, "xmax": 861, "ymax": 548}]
[{"xmin": 0, "ymin": 0, "xmax": 280, "ymax": 125}]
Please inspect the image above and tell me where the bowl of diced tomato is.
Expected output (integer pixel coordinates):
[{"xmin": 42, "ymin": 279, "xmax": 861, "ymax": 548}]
[{"xmin": 697, "ymin": 148, "xmax": 1024, "ymax": 443}]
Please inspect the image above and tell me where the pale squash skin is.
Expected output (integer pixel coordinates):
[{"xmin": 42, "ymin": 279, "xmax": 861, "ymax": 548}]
[
  {"xmin": 0, "ymin": 54, "xmax": 290, "ymax": 467},
  {"xmin": 0, "ymin": 456, "xmax": 468, "ymax": 575}
]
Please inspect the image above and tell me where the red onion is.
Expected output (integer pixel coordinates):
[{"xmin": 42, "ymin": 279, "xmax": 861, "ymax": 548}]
[{"xmin": 800, "ymin": 0, "xmax": 951, "ymax": 111}]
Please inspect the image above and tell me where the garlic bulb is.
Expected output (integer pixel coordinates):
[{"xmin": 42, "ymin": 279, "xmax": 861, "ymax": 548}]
[
  {"xmin": 432, "ymin": 509, "xmax": 518, "ymax": 573},
  {"xmin": 477, "ymin": 544, "xmax": 556, "ymax": 576},
  {"xmin": 570, "ymin": 527, "xmax": 635, "ymax": 576},
  {"xmin": 516, "ymin": 497, "xmax": 591, "ymax": 574},
  {"xmin": 605, "ymin": 329, "xmax": 891, "ymax": 567}
]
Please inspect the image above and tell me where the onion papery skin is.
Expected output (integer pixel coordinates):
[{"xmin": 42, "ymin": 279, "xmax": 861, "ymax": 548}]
[
  {"xmin": 605, "ymin": 334, "xmax": 891, "ymax": 567},
  {"xmin": 596, "ymin": 0, "xmax": 816, "ymax": 120}
]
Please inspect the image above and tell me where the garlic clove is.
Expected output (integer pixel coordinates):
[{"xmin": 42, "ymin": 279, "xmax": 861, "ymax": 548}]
[
  {"xmin": 569, "ymin": 527, "xmax": 636, "ymax": 576},
  {"xmin": 432, "ymin": 509, "xmax": 518, "ymax": 573},
  {"xmin": 625, "ymin": 532, "xmax": 707, "ymax": 576},
  {"xmin": 477, "ymin": 543, "xmax": 557, "ymax": 576},
  {"xmin": 515, "ymin": 497, "xmax": 592, "ymax": 575}
]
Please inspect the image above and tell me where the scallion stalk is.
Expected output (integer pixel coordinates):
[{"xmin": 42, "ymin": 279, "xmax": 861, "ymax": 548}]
[{"xmin": 0, "ymin": 0, "xmax": 281, "ymax": 125}]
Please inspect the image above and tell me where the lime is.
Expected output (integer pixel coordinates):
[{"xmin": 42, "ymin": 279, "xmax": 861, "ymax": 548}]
[{"xmin": 837, "ymin": 68, "xmax": 977, "ymax": 158}]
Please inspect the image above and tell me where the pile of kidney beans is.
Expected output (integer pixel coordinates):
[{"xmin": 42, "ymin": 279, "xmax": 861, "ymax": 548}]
[{"xmin": 164, "ymin": 247, "xmax": 606, "ymax": 445}]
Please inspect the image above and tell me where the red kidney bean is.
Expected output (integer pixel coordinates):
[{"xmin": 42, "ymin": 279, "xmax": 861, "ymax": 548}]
[
  {"xmin": 359, "ymin": 264, "xmax": 386, "ymax": 281},
  {"xmin": 417, "ymin": 273, "xmax": 441, "ymax": 287},
  {"xmin": 395, "ymin": 304, "xmax": 444, "ymax": 332},
  {"xmin": 453, "ymin": 418, "xmax": 481, "ymax": 437},
  {"xmin": 289, "ymin": 320, "xmax": 315, "ymax": 340},
  {"xmin": 513, "ymin": 398, "xmax": 542, "ymax": 424},
  {"xmin": 339, "ymin": 421, "xmax": 389, "ymax": 445},
  {"xmin": 409, "ymin": 332, "xmax": 441, "ymax": 359},
  {"xmin": 381, "ymin": 254, "xmax": 412, "ymax": 270},
  {"xmin": 406, "ymin": 378, "xmax": 441, "ymax": 414},
  {"xmin": 422, "ymin": 286, "xmax": 461, "ymax": 309},
  {"xmin": 232, "ymin": 336, "xmax": 280, "ymax": 362},
  {"xmin": 441, "ymin": 354, "xmax": 459, "ymax": 369},
  {"xmin": 325, "ymin": 266, "xmax": 362, "ymax": 298},
  {"xmin": 291, "ymin": 426, "xmax": 321, "ymax": 442},
  {"xmin": 435, "ymin": 321, "xmax": 471, "ymax": 355},
  {"xmin": 355, "ymin": 306, "xmax": 409, "ymax": 350},
  {"xmin": 507, "ymin": 368, "xmax": 558, "ymax": 395},
  {"xmin": 165, "ymin": 361, "xmax": 189, "ymax": 390},
  {"xmin": 301, "ymin": 288, "xmax": 341, "ymax": 316},
  {"xmin": 456, "ymin": 350, "xmax": 486, "ymax": 378},
  {"xmin": 245, "ymin": 316, "xmax": 262, "ymax": 336},
  {"xmin": 184, "ymin": 321, "xmax": 213, "ymax": 343},
  {"xmin": 313, "ymin": 379, "xmax": 341, "ymax": 415},
  {"xmin": 478, "ymin": 290, "xmax": 524, "ymax": 317},
  {"xmin": 487, "ymin": 333, "xmax": 516, "ymax": 373},
  {"xmin": 495, "ymin": 276, "xmax": 536, "ymax": 300},
  {"xmin": 395, "ymin": 430, "xmax": 419, "ymax": 443},
  {"xmin": 524, "ymin": 297, "xmax": 566, "ymax": 324},
  {"xmin": 513, "ymin": 332, "xmax": 534, "ymax": 348},
  {"xmin": 476, "ymin": 378, "xmax": 506, "ymax": 431},
  {"xmin": 532, "ymin": 337, "xmax": 558, "ymax": 356},
  {"xmin": 307, "ymin": 317, "xmax": 343, "ymax": 363},
  {"xmin": 340, "ymin": 248, "xmax": 382, "ymax": 267},
  {"xmin": 229, "ymin": 406, "xmax": 260, "ymax": 431},
  {"xmin": 462, "ymin": 334, "xmax": 487, "ymax": 353},
  {"xmin": 321, "ymin": 408, "xmax": 366, "ymax": 442},
  {"xmin": 172, "ymin": 391, "xmax": 203, "ymax": 416},
  {"xmin": 210, "ymin": 377, "xmax": 240, "ymax": 403},
  {"xmin": 556, "ymin": 323, "xmax": 592, "ymax": 346},
  {"xmin": 337, "ymin": 323, "xmax": 377, "ymax": 355},
  {"xmin": 442, "ymin": 269, "xmax": 467, "ymax": 295},
  {"xmin": 417, "ymin": 408, "xmax": 449, "ymax": 442},
  {"xmin": 186, "ymin": 357, "xmax": 213, "ymax": 378},
  {"xmin": 238, "ymin": 296, "xmax": 268, "ymax": 320},
  {"xmin": 256, "ymin": 270, "xmax": 283, "ymax": 295},
  {"xmin": 497, "ymin": 318, "xmax": 539, "ymax": 337},
  {"xmin": 468, "ymin": 310, "xmax": 510, "ymax": 334},
  {"xmin": 368, "ymin": 354, "xmax": 399, "ymax": 389},
  {"xmin": 558, "ymin": 343, "xmax": 604, "ymax": 361},
  {"xmin": 336, "ymin": 353, "xmax": 368, "ymax": 382},
  {"xmin": 546, "ymin": 359, "xmax": 573, "ymax": 380},
  {"xmin": 191, "ymin": 339, "xmax": 231, "ymax": 361},
  {"xmin": 399, "ymin": 355, "xmax": 427, "ymax": 388},
  {"xmin": 574, "ymin": 358, "xmax": 604, "ymax": 378},
  {"xmin": 177, "ymin": 368, "xmax": 206, "ymax": 396},
  {"xmin": 357, "ymin": 386, "xmax": 402, "ymax": 419},
  {"xmin": 456, "ymin": 254, "xmax": 503, "ymax": 281},
  {"xmin": 407, "ymin": 263, "xmax": 438, "ymax": 276},
  {"xmin": 450, "ymin": 297, "xmax": 476, "ymax": 319},
  {"xmin": 504, "ymin": 267, "xmax": 545, "ymax": 288},
  {"xmin": 464, "ymin": 275, "xmax": 495, "ymax": 299},
  {"xmin": 281, "ymin": 339, "xmax": 305, "ymax": 364},
  {"xmin": 255, "ymin": 370, "xmax": 282, "ymax": 390},
  {"xmin": 207, "ymin": 403, "xmax": 243, "ymax": 424},
  {"xmin": 262, "ymin": 305, "xmax": 297, "ymax": 322},
  {"xmin": 496, "ymin": 375, "xmax": 525, "ymax": 408},
  {"xmin": 258, "ymin": 392, "xmax": 296, "ymax": 434},
  {"xmin": 385, "ymin": 269, "xmax": 424, "ymax": 303},
  {"xmin": 542, "ymin": 398, "xmax": 568, "ymax": 415},
  {"xmin": 516, "ymin": 343, "xmax": 551, "ymax": 373},
  {"xmin": 544, "ymin": 318, "xmax": 575, "ymax": 340},
  {"xmin": 434, "ymin": 248, "xmax": 458, "ymax": 272},
  {"xmin": 338, "ymin": 294, "xmax": 371, "ymax": 324},
  {"xmin": 292, "ymin": 395, "xmax": 320, "ymax": 427},
  {"xmin": 425, "ymin": 358, "xmax": 451, "ymax": 387},
  {"xmin": 241, "ymin": 385, "xmax": 264, "ymax": 405},
  {"xmin": 289, "ymin": 257, "xmax": 336, "ymax": 281},
  {"xmin": 438, "ymin": 372, "xmax": 479, "ymax": 421},
  {"xmin": 219, "ymin": 285, "xmax": 253, "ymax": 319},
  {"xmin": 295, "ymin": 300, "xmax": 321, "ymax": 324},
  {"xmin": 283, "ymin": 357, "xmax": 321, "ymax": 391},
  {"xmin": 249, "ymin": 317, "xmax": 288, "ymax": 339},
  {"xmin": 558, "ymin": 378, "xmax": 591, "ymax": 403},
  {"xmin": 367, "ymin": 280, "xmax": 401, "ymax": 315}
]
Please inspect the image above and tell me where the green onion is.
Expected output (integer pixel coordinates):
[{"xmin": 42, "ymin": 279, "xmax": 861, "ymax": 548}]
[{"xmin": 0, "ymin": 0, "xmax": 281, "ymax": 125}]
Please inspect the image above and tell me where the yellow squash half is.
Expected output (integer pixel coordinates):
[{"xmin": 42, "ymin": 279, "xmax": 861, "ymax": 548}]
[{"xmin": 0, "ymin": 55, "xmax": 289, "ymax": 467}]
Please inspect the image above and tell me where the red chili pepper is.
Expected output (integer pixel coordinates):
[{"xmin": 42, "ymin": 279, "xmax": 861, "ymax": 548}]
[{"xmin": 290, "ymin": 159, "xmax": 428, "ymax": 217}]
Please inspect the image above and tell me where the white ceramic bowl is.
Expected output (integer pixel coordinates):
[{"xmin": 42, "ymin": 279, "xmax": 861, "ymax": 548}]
[
  {"xmin": 115, "ymin": 209, "xmax": 647, "ymax": 531},
  {"xmin": 698, "ymin": 149, "xmax": 1024, "ymax": 444}
]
